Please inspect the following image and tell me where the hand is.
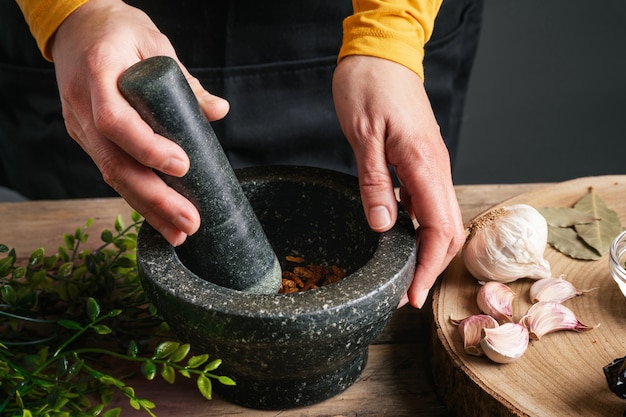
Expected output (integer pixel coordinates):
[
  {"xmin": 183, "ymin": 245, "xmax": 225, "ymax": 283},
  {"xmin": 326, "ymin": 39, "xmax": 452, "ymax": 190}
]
[
  {"xmin": 332, "ymin": 56, "xmax": 465, "ymax": 308},
  {"xmin": 50, "ymin": 0, "xmax": 229, "ymax": 246}
]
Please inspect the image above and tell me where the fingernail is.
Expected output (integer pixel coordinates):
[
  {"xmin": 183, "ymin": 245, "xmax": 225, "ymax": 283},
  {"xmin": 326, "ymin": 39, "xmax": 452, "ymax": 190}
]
[
  {"xmin": 369, "ymin": 205, "xmax": 392, "ymax": 231},
  {"xmin": 174, "ymin": 214, "xmax": 197, "ymax": 236},
  {"xmin": 398, "ymin": 293, "xmax": 409, "ymax": 308},
  {"xmin": 163, "ymin": 157, "xmax": 188, "ymax": 176},
  {"xmin": 415, "ymin": 288, "xmax": 430, "ymax": 309}
]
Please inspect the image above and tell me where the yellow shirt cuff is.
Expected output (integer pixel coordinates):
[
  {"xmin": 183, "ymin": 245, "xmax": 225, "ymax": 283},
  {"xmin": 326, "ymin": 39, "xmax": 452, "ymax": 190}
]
[
  {"xmin": 338, "ymin": 0, "xmax": 443, "ymax": 80},
  {"xmin": 16, "ymin": 0, "xmax": 89, "ymax": 61}
]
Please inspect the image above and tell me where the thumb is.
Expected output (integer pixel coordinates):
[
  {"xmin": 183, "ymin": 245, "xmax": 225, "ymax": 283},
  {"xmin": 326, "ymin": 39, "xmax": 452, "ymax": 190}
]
[{"xmin": 356, "ymin": 152, "xmax": 398, "ymax": 233}]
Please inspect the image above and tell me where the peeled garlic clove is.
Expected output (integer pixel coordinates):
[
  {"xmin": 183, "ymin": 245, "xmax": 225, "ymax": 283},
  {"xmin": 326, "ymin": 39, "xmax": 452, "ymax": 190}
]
[
  {"xmin": 451, "ymin": 314, "xmax": 500, "ymax": 356},
  {"xmin": 477, "ymin": 281, "xmax": 516, "ymax": 323},
  {"xmin": 480, "ymin": 322, "xmax": 529, "ymax": 364},
  {"xmin": 529, "ymin": 276, "xmax": 592, "ymax": 303},
  {"xmin": 524, "ymin": 301, "xmax": 598, "ymax": 340},
  {"xmin": 463, "ymin": 204, "xmax": 551, "ymax": 283}
]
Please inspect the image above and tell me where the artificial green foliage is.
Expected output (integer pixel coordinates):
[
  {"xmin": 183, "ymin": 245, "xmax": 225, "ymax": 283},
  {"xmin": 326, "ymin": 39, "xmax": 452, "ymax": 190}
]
[{"xmin": 0, "ymin": 213, "xmax": 234, "ymax": 416}]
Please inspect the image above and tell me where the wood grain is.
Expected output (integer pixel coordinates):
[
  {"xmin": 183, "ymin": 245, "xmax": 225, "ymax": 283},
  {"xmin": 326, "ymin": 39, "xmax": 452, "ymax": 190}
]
[{"xmin": 433, "ymin": 176, "xmax": 626, "ymax": 417}]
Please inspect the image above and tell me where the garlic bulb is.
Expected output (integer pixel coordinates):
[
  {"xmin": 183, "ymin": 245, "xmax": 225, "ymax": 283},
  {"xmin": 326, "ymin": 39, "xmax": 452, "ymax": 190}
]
[
  {"xmin": 463, "ymin": 204, "xmax": 551, "ymax": 283},
  {"xmin": 480, "ymin": 322, "xmax": 529, "ymax": 364},
  {"xmin": 524, "ymin": 301, "xmax": 598, "ymax": 340},
  {"xmin": 476, "ymin": 281, "xmax": 515, "ymax": 323},
  {"xmin": 451, "ymin": 314, "xmax": 500, "ymax": 356}
]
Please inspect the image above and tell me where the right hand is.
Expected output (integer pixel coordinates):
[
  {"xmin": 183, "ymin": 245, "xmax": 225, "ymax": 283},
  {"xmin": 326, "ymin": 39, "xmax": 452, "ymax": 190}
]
[{"xmin": 50, "ymin": 0, "xmax": 229, "ymax": 246}]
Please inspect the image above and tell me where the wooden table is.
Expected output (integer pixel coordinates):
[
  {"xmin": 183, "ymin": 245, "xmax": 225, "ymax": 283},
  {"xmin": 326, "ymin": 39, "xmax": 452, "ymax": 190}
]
[{"xmin": 0, "ymin": 183, "xmax": 546, "ymax": 416}]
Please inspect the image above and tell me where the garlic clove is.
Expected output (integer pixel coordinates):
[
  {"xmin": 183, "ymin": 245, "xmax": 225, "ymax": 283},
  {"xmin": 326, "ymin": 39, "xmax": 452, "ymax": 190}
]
[
  {"xmin": 477, "ymin": 281, "xmax": 516, "ymax": 323},
  {"xmin": 451, "ymin": 314, "xmax": 500, "ymax": 356},
  {"xmin": 524, "ymin": 301, "xmax": 598, "ymax": 340},
  {"xmin": 480, "ymin": 322, "xmax": 529, "ymax": 364},
  {"xmin": 463, "ymin": 204, "xmax": 552, "ymax": 283},
  {"xmin": 529, "ymin": 276, "xmax": 594, "ymax": 304}
]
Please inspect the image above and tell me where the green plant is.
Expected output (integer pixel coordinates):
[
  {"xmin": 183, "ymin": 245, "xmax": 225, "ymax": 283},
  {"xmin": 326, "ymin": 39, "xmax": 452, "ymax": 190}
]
[{"xmin": 0, "ymin": 213, "xmax": 234, "ymax": 416}]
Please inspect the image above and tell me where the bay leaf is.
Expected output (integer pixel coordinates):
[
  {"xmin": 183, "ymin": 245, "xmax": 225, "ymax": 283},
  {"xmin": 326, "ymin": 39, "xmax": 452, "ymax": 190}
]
[
  {"xmin": 573, "ymin": 187, "xmax": 623, "ymax": 256},
  {"xmin": 536, "ymin": 207, "xmax": 597, "ymax": 227},
  {"xmin": 547, "ymin": 224, "xmax": 602, "ymax": 260}
]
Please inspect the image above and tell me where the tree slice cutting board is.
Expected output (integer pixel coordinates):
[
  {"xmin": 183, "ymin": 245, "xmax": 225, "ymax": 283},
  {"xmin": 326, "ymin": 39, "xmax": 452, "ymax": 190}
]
[{"xmin": 432, "ymin": 175, "xmax": 626, "ymax": 417}]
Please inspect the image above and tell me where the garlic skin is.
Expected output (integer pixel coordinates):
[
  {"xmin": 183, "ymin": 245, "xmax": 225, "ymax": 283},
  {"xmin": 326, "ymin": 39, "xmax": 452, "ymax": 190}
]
[
  {"xmin": 463, "ymin": 204, "xmax": 551, "ymax": 283},
  {"xmin": 477, "ymin": 281, "xmax": 516, "ymax": 323},
  {"xmin": 524, "ymin": 301, "xmax": 598, "ymax": 340},
  {"xmin": 529, "ymin": 276, "xmax": 590, "ymax": 304},
  {"xmin": 480, "ymin": 322, "xmax": 529, "ymax": 364},
  {"xmin": 452, "ymin": 314, "xmax": 500, "ymax": 356}
]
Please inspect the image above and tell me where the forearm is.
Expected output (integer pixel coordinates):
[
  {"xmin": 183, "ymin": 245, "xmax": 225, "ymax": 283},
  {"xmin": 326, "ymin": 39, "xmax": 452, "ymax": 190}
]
[
  {"xmin": 16, "ymin": 0, "xmax": 90, "ymax": 60},
  {"xmin": 338, "ymin": 0, "xmax": 443, "ymax": 80}
]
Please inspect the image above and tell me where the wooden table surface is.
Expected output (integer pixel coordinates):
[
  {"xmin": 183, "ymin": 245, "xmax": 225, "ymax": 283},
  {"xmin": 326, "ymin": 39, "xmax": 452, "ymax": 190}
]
[{"xmin": 0, "ymin": 182, "xmax": 547, "ymax": 416}]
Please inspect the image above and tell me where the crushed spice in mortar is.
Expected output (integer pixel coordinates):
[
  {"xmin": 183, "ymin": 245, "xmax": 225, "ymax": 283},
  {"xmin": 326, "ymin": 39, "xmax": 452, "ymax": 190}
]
[{"xmin": 279, "ymin": 255, "xmax": 347, "ymax": 294}]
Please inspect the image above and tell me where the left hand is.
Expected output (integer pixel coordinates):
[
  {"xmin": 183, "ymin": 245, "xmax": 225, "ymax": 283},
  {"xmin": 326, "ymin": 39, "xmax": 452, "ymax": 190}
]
[{"xmin": 332, "ymin": 55, "xmax": 465, "ymax": 308}]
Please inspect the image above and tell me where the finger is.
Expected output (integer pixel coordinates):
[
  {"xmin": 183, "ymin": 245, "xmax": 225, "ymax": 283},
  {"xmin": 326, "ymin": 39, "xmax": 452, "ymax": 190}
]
[
  {"xmin": 87, "ymin": 66, "xmax": 191, "ymax": 178},
  {"xmin": 183, "ymin": 72, "xmax": 230, "ymax": 121},
  {"xmin": 95, "ymin": 139, "xmax": 201, "ymax": 245},
  {"xmin": 353, "ymin": 138, "xmax": 398, "ymax": 233}
]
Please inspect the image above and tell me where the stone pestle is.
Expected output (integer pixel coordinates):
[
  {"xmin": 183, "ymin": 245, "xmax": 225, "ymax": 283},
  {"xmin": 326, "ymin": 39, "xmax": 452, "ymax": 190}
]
[{"xmin": 118, "ymin": 56, "xmax": 282, "ymax": 294}]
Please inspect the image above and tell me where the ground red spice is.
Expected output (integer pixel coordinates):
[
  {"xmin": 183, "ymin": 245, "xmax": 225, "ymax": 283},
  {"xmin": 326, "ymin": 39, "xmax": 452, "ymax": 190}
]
[{"xmin": 278, "ymin": 255, "xmax": 347, "ymax": 294}]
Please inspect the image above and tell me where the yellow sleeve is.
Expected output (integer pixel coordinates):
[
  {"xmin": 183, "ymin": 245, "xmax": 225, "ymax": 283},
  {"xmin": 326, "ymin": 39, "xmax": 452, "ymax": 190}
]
[
  {"xmin": 338, "ymin": 0, "xmax": 443, "ymax": 80},
  {"xmin": 16, "ymin": 0, "xmax": 89, "ymax": 61}
]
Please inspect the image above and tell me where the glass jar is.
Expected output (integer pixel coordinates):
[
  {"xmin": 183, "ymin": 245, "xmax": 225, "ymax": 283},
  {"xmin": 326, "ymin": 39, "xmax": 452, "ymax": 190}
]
[{"xmin": 609, "ymin": 230, "xmax": 626, "ymax": 297}]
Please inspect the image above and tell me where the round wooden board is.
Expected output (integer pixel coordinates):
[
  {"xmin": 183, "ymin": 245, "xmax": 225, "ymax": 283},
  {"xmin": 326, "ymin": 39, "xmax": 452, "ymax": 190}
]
[{"xmin": 432, "ymin": 175, "xmax": 626, "ymax": 417}]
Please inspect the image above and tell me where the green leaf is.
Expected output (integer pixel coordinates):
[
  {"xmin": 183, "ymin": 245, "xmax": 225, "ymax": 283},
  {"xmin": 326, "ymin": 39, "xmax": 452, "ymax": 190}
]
[
  {"xmin": 186, "ymin": 354, "xmax": 209, "ymax": 369},
  {"xmin": 129, "ymin": 398, "xmax": 141, "ymax": 410},
  {"xmin": 101, "ymin": 229, "xmax": 114, "ymax": 244},
  {"xmin": 114, "ymin": 215, "xmax": 124, "ymax": 233},
  {"xmin": 547, "ymin": 225, "xmax": 601, "ymax": 260},
  {"xmin": 131, "ymin": 211, "xmax": 142, "ymax": 222},
  {"xmin": 29, "ymin": 247, "xmax": 45, "ymax": 266},
  {"xmin": 63, "ymin": 233, "xmax": 75, "ymax": 250},
  {"xmin": 153, "ymin": 341, "xmax": 180, "ymax": 359},
  {"xmin": 196, "ymin": 374, "xmax": 213, "ymax": 400},
  {"xmin": 141, "ymin": 360, "xmax": 157, "ymax": 380},
  {"xmin": 127, "ymin": 340, "xmax": 139, "ymax": 358},
  {"xmin": 0, "ymin": 256, "xmax": 15, "ymax": 276},
  {"xmin": 179, "ymin": 369, "xmax": 191, "ymax": 378},
  {"xmin": 87, "ymin": 297, "xmax": 101, "ymax": 321},
  {"xmin": 22, "ymin": 410, "xmax": 33, "ymax": 417},
  {"xmin": 217, "ymin": 376, "xmax": 236, "ymax": 386},
  {"xmin": 203, "ymin": 359, "xmax": 222, "ymax": 372},
  {"xmin": 57, "ymin": 261, "xmax": 74, "ymax": 277},
  {"xmin": 102, "ymin": 408, "xmax": 122, "ymax": 417},
  {"xmin": 92, "ymin": 324, "xmax": 112, "ymax": 335},
  {"xmin": 161, "ymin": 364, "xmax": 176, "ymax": 384},
  {"xmin": 574, "ymin": 187, "xmax": 623, "ymax": 256},
  {"xmin": 1, "ymin": 284, "xmax": 17, "ymax": 305},
  {"xmin": 138, "ymin": 398, "xmax": 156, "ymax": 409},
  {"xmin": 55, "ymin": 357, "xmax": 69, "ymax": 377},
  {"xmin": 58, "ymin": 319, "xmax": 83, "ymax": 330},
  {"xmin": 12, "ymin": 265, "xmax": 27, "ymax": 279},
  {"xmin": 0, "ymin": 243, "xmax": 8, "ymax": 252},
  {"xmin": 67, "ymin": 359, "xmax": 83, "ymax": 379},
  {"xmin": 168, "ymin": 343, "xmax": 191, "ymax": 363},
  {"xmin": 537, "ymin": 206, "xmax": 597, "ymax": 227}
]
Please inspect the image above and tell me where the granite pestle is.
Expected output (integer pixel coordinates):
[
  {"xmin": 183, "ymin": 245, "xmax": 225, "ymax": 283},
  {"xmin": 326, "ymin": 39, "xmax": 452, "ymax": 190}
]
[{"xmin": 118, "ymin": 56, "xmax": 281, "ymax": 294}]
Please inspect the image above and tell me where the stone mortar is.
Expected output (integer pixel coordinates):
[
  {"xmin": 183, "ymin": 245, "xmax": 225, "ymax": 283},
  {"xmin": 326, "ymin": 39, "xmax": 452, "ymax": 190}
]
[{"xmin": 137, "ymin": 165, "xmax": 416, "ymax": 409}]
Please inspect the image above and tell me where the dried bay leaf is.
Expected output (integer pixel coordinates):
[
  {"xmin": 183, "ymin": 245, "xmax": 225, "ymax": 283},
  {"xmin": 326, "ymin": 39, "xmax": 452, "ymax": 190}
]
[
  {"xmin": 573, "ymin": 187, "xmax": 623, "ymax": 256},
  {"xmin": 536, "ymin": 207, "xmax": 597, "ymax": 227},
  {"xmin": 547, "ymin": 225, "xmax": 602, "ymax": 260}
]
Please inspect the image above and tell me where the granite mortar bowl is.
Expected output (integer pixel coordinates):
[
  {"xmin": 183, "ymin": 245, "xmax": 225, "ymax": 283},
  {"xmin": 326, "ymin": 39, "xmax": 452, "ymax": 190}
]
[{"xmin": 137, "ymin": 165, "xmax": 417, "ymax": 409}]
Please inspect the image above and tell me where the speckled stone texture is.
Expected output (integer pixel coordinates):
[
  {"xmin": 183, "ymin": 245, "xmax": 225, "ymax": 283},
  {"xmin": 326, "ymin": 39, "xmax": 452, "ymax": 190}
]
[
  {"xmin": 137, "ymin": 166, "xmax": 417, "ymax": 409},
  {"xmin": 118, "ymin": 56, "xmax": 281, "ymax": 294}
]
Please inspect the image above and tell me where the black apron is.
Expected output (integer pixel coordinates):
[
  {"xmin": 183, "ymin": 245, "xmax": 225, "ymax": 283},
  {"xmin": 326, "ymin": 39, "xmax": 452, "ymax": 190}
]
[{"xmin": 0, "ymin": 0, "xmax": 482, "ymax": 200}]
